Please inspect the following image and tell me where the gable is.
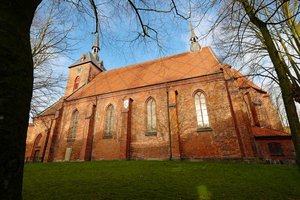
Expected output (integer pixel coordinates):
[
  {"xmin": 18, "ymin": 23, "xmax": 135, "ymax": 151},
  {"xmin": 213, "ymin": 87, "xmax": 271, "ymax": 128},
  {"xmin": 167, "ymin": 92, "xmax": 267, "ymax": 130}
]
[
  {"xmin": 37, "ymin": 99, "xmax": 63, "ymax": 117},
  {"xmin": 230, "ymin": 68, "xmax": 266, "ymax": 93}
]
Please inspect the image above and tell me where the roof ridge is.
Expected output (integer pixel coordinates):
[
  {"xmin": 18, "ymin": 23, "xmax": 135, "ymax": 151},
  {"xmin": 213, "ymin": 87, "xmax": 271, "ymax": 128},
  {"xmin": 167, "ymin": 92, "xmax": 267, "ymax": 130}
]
[
  {"xmin": 114, "ymin": 47, "xmax": 209, "ymax": 70},
  {"xmin": 230, "ymin": 68, "xmax": 266, "ymax": 93},
  {"xmin": 106, "ymin": 51, "xmax": 193, "ymax": 72}
]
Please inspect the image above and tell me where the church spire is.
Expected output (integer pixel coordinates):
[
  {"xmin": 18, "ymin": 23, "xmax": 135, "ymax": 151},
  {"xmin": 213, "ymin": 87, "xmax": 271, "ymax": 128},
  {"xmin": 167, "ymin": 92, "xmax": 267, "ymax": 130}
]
[
  {"xmin": 92, "ymin": 32, "xmax": 100, "ymax": 55},
  {"xmin": 189, "ymin": 21, "xmax": 201, "ymax": 52},
  {"xmin": 91, "ymin": 32, "xmax": 104, "ymax": 69}
]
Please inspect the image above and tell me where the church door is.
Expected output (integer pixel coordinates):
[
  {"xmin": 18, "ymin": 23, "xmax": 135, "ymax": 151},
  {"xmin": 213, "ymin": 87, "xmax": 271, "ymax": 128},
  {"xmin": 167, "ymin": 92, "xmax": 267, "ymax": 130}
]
[
  {"xmin": 65, "ymin": 147, "xmax": 72, "ymax": 161},
  {"xmin": 33, "ymin": 150, "xmax": 40, "ymax": 162}
]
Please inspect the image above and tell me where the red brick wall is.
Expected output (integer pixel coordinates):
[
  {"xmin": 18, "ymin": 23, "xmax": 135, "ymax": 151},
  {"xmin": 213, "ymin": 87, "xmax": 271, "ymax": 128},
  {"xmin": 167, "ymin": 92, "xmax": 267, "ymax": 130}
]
[
  {"xmin": 255, "ymin": 139, "xmax": 295, "ymax": 161},
  {"xmin": 175, "ymin": 77, "xmax": 242, "ymax": 159},
  {"xmin": 26, "ymin": 66, "xmax": 293, "ymax": 162},
  {"xmin": 247, "ymin": 89, "xmax": 283, "ymax": 130},
  {"xmin": 50, "ymin": 73, "xmax": 249, "ymax": 161},
  {"xmin": 25, "ymin": 116, "xmax": 53, "ymax": 161},
  {"xmin": 65, "ymin": 63, "xmax": 101, "ymax": 96}
]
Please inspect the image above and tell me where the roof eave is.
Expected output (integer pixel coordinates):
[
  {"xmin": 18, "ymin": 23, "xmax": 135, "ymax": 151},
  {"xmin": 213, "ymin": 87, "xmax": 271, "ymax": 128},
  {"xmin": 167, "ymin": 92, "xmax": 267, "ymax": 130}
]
[{"xmin": 254, "ymin": 135, "xmax": 292, "ymax": 139}]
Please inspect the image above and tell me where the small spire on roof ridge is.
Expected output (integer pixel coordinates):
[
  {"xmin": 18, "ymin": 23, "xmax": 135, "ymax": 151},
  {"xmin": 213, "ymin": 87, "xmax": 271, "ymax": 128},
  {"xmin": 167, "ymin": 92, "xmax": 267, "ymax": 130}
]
[
  {"xmin": 92, "ymin": 32, "xmax": 100, "ymax": 55},
  {"xmin": 91, "ymin": 31, "xmax": 105, "ymax": 70},
  {"xmin": 189, "ymin": 21, "xmax": 201, "ymax": 52}
]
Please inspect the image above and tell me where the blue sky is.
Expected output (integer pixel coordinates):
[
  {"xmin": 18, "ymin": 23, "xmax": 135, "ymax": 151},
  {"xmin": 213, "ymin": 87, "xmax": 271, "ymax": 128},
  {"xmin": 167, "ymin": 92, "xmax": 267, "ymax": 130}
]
[
  {"xmin": 54, "ymin": 18, "xmax": 213, "ymax": 83},
  {"xmin": 66, "ymin": 21, "xmax": 200, "ymax": 69},
  {"xmin": 51, "ymin": 1, "xmax": 215, "ymax": 78}
]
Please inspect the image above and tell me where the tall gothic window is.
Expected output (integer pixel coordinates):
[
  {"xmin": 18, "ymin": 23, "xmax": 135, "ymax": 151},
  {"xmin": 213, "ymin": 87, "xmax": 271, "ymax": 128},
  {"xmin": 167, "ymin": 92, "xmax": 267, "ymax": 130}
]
[
  {"xmin": 69, "ymin": 110, "xmax": 79, "ymax": 139},
  {"xmin": 104, "ymin": 104, "xmax": 114, "ymax": 138},
  {"xmin": 146, "ymin": 97, "xmax": 156, "ymax": 133},
  {"xmin": 194, "ymin": 91, "xmax": 209, "ymax": 128},
  {"xmin": 73, "ymin": 76, "xmax": 80, "ymax": 90}
]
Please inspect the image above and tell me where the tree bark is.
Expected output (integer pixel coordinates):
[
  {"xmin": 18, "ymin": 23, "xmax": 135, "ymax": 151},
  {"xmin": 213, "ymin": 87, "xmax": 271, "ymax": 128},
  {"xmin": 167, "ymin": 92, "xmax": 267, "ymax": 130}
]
[
  {"xmin": 239, "ymin": 0, "xmax": 300, "ymax": 167},
  {"xmin": 0, "ymin": 1, "xmax": 41, "ymax": 199}
]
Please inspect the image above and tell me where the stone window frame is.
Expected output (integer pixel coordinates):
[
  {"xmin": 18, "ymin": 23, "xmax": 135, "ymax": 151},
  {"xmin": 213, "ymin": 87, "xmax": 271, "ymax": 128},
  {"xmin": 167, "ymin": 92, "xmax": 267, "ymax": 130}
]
[
  {"xmin": 103, "ymin": 104, "xmax": 115, "ymax": 139},
  {"xmin": 73, "ymin": 76, "xmax": 80, "ymax": 91},
  {"xmin": 193, "ymin": 90, "xmax": 212, "ymax": 132},
  {"xmin": 68, "ymin": 109, "xmax": 79, "ymax": 142},
  {"xmin": 145, "ymin": 96, "xmax": 157, "ymax": 136},
  {"xmin": 33, "ymin": 133, "xmax": 42, "ymax": 148},
  {"xmin": 268, "ymin": 142, "xmax": 284, "ymax": 156}
]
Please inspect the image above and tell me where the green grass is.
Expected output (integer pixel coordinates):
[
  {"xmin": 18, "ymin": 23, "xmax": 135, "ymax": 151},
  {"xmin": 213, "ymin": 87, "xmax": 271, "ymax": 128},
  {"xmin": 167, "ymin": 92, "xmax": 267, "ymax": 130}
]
[{"xmin": 23, "ymin": 161, "xmax": 300, "ymax": 200}]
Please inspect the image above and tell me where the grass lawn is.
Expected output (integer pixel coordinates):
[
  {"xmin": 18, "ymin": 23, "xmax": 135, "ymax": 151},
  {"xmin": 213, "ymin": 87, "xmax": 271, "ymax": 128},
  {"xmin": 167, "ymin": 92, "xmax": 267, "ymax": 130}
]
[{"xmin": 23, "ymin": 161, "xmax": 300, "ymax": 200}]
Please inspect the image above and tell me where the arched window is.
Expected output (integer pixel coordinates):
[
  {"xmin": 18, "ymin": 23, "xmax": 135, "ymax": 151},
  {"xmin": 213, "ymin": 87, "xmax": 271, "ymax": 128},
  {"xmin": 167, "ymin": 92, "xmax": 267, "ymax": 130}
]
[
  {"xmin": 33, "ymin": 150, "xmax": 40, "ymax": 162},
  {"xmin": 73, "ymin": 76, "xmax": 80, "ymax": 90},
  {"xmin": 104, "ymin": 104, "xmax": 114, "ymax": 138},
  {"xmin": 69, "ymin": 110, "xmax": 79, "ymax": 139},
  {"xmin": 33, "ymin": 134, "xmax": 42, "ymax": 148},
  {"xmin": 31, "ymin": 133, "xmax": 42, "ymax": 161},
  {"xmin": 146, "ymin": 97, "xmax": 156, "ymax": 133},
  {"xmin": 194, "ymin": 91, "xmax": 209, "ymax": 128}
]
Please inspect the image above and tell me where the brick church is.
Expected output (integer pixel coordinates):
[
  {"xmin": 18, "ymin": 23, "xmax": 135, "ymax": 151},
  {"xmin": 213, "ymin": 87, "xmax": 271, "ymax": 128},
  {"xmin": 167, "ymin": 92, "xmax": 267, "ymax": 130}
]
[{"xmin": 25, "ymin": 25, "xmax": 295, "ymax": 163}]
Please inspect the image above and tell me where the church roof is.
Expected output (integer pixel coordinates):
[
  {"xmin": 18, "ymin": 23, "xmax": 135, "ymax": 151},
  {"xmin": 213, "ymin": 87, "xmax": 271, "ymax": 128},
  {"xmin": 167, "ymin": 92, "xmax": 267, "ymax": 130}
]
[
  {"xmin": 66, "ymin": 47, "xmax": 223, "ymax": 100},
  {"xmin": 230, "ymin": 68, "xmax": 266, "ymax": 93},
  {"xmin": 69, "ymin": 52, "xmax": 106, "ymax": 71},
  {"xmin": 252, "ymin": 127, "xmax": 291, "ymax": 138},
  {"xmin": 37, "ymin": 99, "xmax": 63, "ymax": 116}
]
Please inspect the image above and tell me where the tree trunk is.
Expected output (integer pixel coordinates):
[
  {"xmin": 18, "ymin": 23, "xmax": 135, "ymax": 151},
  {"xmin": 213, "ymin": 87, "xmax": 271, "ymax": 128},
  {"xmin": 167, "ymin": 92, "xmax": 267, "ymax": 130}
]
[
  {"xmin": 0, "ymin": 1, "xmax": 41, "ymax": 199},
  {"xmin": 239, "ymin": 0, "xmax": 300, "ymax": 167}
]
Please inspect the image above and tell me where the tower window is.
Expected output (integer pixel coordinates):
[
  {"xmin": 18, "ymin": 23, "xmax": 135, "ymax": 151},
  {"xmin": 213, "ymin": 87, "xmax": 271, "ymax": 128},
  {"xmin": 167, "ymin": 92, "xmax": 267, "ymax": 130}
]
[
  {"xmin": 80, "ymin": 54, "xmax": 86, "ymax": 61},
  {"xmin": 194, "ymin": 91, "xmax": 210, "ymax": 128},
  {"xmin": 146, "ymin": 97, "xmax": 156, "ymax": 135},
  {"xmin": 73, "ymin": 76, "xmax": 80, "ymax": 90}
]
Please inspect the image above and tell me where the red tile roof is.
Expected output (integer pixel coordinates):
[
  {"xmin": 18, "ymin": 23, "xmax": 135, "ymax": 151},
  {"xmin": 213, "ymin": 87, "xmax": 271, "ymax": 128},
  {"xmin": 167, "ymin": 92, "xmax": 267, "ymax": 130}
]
[
  {"xmin": 230, "ymin": 69, "xmax": 266, "ymax": 93},
  {"xmin": 252, "ymin": 127, "xmax": 291, "ymax": 137},
  {"xmin": 67, "ymin": 47, "xmax": 223, "ymax": 100},
  {"xmin": 38, "ymin": 99, "xmax": 63, "ymax": 116}
]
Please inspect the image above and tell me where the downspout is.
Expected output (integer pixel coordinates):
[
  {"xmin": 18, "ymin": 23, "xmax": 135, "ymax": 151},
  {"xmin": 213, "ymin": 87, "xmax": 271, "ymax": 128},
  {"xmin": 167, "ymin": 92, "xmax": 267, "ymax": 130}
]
[
  {"xmin": 223, "ymin": 73, "xmax": 246, "ymax": 158},
  {"xmin": 166, "ymin": 84, "xmax": 172, "ymax": 160},
  {"xmin": 89, "ymin": 96, "xmax": 98, "ymax": 161}
]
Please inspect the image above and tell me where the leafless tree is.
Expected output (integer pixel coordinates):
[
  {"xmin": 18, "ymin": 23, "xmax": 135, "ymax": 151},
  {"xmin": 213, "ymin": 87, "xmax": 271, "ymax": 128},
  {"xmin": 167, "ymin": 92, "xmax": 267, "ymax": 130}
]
[{"xmin": 30, "ymin": 1, "xmax": 75, "ymax": 117}]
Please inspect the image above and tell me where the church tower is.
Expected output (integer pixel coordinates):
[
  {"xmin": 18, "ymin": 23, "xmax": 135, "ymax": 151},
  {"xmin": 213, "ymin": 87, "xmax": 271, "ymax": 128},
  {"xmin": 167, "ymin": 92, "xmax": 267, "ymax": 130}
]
[
  {"xmin": 189, "ymin": 22, "xmax": 201, "ymax": 52},
  {"xmin": 64, "ymin": 33, "xmax": 106, "ymax": 96}
]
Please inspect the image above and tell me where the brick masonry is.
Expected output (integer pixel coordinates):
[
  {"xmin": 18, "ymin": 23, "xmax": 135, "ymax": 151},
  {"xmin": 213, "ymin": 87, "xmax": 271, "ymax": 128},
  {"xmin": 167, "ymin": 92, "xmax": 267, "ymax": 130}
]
[{"xmin": 25, "ymin": 49, "xmax": 296, "ymax": 163}]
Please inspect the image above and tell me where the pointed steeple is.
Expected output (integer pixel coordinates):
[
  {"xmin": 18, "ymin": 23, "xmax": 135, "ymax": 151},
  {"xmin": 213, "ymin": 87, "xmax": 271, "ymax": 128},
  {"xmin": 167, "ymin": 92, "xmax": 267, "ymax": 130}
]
[
  {"xmin": 189, "ymin": 21, "xmax": 201, "ymax": 52},
  {"xmin": 91, "ymin": 32, "xmax": 104, "ymax": 69},
  {"xmin": 92, "ymin": 32, "xmax": 100, "ymax": 55}
]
